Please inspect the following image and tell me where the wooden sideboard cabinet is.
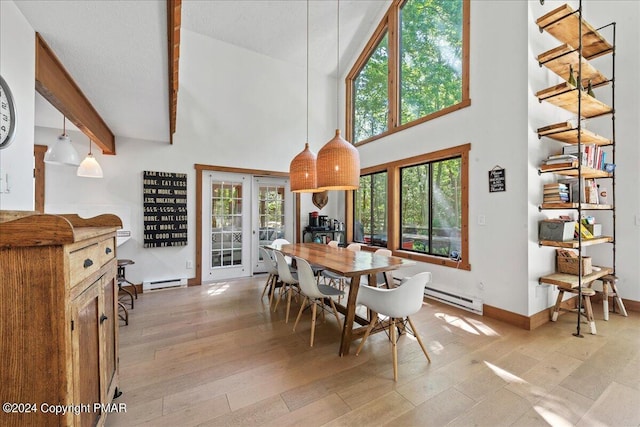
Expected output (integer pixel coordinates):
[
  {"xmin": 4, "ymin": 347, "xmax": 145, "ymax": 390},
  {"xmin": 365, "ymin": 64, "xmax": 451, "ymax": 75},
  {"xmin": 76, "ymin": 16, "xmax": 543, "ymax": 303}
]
[{"xmin": 0, "ymin": 211, "xmax": 122, "ymax": 427}]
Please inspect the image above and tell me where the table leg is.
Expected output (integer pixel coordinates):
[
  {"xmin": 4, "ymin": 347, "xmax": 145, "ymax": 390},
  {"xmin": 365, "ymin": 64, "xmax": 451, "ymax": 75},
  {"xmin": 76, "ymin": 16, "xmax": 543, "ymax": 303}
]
[{"xmin": 339, "ymin": 275, "xmax": 361, "ymax": 356}]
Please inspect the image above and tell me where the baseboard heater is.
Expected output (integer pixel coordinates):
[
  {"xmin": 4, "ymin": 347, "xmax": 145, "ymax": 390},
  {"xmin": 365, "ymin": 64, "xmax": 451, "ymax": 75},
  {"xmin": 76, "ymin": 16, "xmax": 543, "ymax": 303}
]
[
  {"xmin": 143, "ymin": 277, "xmax": 187, "ymax": 291},
  {"xmin": 424, "ymin": 286, "xmax": 483, "ymax": 315}
]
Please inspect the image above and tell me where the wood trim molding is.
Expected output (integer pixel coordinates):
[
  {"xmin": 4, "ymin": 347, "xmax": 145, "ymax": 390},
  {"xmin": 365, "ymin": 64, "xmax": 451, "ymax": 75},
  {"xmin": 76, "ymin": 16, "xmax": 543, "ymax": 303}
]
[
  {"xmin": 35, "ymin": 33, "xmax": 115, "ymax": 155},
  {"xmin": 34, "ymin": 145, "xmax": 47, "ymax": 212},
  {"xmin": 167, "ymin": 0, "xmax": 181, "ymax": 144}
]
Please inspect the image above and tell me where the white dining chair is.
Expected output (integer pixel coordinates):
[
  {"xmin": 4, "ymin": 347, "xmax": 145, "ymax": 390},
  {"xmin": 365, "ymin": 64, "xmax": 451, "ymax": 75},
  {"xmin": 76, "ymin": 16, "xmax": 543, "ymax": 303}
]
[
  {"xmin": 355, "ymin": 271, "xmax": 432, "ymax": 381},
  {"xmin": 373, "ymin": 248, "xmax": 393, "ymax": 287},
  {"xmin": 292, "ymin": 257, "xmax": 344, "ymax": 347},
  {"xmin": 258, "ymin": 247, "xmax": 280, "ymax": 306},
  {"xmin": 271, "ymin": 238, "xmax": 292, "ymax": 265},
  {"xmin": 272, "ymin": 250, "xmax": 299, "ymax": 323},
  {"xmin": 321, "ymin": 242, "xmax": 361, "ymax": 300}
]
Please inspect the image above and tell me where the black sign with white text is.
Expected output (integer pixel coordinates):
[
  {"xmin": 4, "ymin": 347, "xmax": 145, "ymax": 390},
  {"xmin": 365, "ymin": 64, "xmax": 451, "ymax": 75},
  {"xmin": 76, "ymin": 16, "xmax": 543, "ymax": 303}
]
[{"xmin": 143, "ymin": 171, "xmax": 187, "ymax": 247}]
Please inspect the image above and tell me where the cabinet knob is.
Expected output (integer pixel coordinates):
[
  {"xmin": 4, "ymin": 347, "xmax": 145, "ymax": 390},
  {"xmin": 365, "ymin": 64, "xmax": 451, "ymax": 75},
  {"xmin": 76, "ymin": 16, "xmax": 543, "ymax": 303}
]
[
  {"xmin": 105, "ymin": 247, "xmax": 112, "ymax": 254},
  {"xmin": 100, "ymin": 314, "xmax": 108, "ymax": 324},
  {"xmin": 83, "ymin": 258, "xmax": 94, "ymax": 268}
]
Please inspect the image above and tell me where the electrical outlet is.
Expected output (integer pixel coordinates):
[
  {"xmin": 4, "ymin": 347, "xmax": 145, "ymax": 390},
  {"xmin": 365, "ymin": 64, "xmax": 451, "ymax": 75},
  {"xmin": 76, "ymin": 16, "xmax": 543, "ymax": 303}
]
[{"xmin": 186, "ymin": 260, "xmax": 193, "ymax": 269}]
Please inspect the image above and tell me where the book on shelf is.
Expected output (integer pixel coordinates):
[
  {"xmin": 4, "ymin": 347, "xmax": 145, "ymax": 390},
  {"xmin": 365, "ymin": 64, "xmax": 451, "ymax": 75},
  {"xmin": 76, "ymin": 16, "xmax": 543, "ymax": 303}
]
[
  {"xmin": 540, "ymin": 161, "xmax": 578, "ymax": 171},
  {"xmin": 557, "ymin": 177, "xmax": 599, "ymax": 204},
  {"xmin": 562, "ymin": 144, "xmax": 606, "ymax": 170}
]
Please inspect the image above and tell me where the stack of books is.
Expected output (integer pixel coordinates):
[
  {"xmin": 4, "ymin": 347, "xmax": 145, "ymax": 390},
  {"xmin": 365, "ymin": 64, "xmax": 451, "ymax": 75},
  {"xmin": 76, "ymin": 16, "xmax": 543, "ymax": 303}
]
[
  {"xmin": 543, "ymin": 182, "xmax": 570, "ymax": 203},
  {"xmin": 541, "ymin": 154, "xmax": 578, "ymax": 170}
]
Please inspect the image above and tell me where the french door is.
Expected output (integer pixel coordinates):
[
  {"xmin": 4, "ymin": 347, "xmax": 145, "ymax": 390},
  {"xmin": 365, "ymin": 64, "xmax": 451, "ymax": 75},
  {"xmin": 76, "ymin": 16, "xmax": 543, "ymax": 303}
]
[
  {"xmin": 252, "ymin": 177, "xmax": 292, "ymax": 273},
  {"xmin": 202, "ymin": 171, "xmax": 292, "ymax": 282}
]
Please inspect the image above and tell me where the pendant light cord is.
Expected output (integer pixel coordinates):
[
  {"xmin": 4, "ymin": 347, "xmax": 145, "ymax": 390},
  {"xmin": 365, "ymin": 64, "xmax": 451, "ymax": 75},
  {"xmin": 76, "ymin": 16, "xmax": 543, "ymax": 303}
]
[
  {"xmin": 306, "ymin": 0, "xmax": 309, "ymax": 143},
  {"xmin": 336, "ymin": 0, "xmax": 340, "ymax": 129}
]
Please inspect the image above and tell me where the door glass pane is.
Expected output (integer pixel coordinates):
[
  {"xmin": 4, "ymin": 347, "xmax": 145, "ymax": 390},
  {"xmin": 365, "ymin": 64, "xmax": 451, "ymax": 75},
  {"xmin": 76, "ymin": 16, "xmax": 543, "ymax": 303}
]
[
  {"xmin": 211, "ymin": 181, "xmax": 243, "ymax": 267},
  {"xmin": 258, "ymin": 184, "xmax": 285, "ymax": 249}
]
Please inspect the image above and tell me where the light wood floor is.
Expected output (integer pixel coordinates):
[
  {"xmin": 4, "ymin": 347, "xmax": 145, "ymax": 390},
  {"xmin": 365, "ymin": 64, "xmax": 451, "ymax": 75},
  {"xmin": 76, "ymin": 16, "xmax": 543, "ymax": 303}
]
[{"xmin": 106, "ymin": 276, "xmax": 640, "ymax": 427}]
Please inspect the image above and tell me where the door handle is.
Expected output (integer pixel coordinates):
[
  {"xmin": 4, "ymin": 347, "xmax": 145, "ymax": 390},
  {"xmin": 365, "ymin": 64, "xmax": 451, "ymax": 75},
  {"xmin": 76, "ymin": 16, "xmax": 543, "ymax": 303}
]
[{"xmin": 100, "ymin": 313, "xmax": 108, "ymax": 324}]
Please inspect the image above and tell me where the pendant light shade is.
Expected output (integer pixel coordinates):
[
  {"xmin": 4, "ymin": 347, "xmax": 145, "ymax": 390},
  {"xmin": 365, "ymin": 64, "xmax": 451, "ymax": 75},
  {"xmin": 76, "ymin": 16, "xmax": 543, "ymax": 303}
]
[
  {"xmin": 317, "ymin": 129, "xmax": 360, "ymax": 190},
  {"xmin": 289, "ymin": 0, "xmax": 320, "ymax": 193},
  {"xmin": 316, "ymin": 0, "xmax": 360, "ymax": 191},
  {"xmin": 77, "ymin": 139, "xmax": 103, "ymax": 178},
  {"xmin": 44, "ymin": 134, "xmax": 80, "ymax": 166},
  {"xmin": 290, "ymin": 143, "xmax": 318, "ymax": 192},
  {"xmin": 44, "ymin": 117, "xmax": 80, "ymax": 166}
]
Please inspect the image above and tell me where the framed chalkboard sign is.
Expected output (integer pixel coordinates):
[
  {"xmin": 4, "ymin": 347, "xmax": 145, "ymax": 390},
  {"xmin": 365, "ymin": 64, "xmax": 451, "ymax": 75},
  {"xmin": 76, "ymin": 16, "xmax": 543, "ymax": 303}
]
[
  {"xmin": 489, "ymin": 166, "xmax": 506, "ymax": 192},
  {"xmin": 143, "ymin": 171, "xmax": 188, "ymax": 247}
]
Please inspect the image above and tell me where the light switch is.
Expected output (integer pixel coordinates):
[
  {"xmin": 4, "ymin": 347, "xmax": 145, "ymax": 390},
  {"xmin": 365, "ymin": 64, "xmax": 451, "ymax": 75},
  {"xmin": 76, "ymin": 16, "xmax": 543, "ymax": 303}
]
[{"xmin": 478, "ymin": 215, "xmax": 486, "ymax": 226}]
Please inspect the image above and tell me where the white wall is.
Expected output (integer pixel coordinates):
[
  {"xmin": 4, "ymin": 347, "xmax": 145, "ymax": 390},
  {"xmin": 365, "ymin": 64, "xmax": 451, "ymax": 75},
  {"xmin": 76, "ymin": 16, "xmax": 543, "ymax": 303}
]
[
  {"xmin": 357, "ymin": 0, "xmax": 531, "ymax": 315},
  {"xmin": 39, "ymin": 29, "xmax": 338, "ymax": 286},
  {"xmin": 0, "ymin": 0, "xmax": 35, "ymax": 210}
]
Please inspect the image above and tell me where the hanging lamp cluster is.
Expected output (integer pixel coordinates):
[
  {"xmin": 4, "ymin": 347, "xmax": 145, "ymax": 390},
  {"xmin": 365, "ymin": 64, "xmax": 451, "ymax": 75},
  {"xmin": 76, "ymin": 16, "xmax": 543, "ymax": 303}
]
[
  {"xmin": 44, "ymin": 115, "xmax": 104, "ymax": 178},
  {"xmin": 289, "ymin": 0, "xmax": 360, "ymax": 193}
]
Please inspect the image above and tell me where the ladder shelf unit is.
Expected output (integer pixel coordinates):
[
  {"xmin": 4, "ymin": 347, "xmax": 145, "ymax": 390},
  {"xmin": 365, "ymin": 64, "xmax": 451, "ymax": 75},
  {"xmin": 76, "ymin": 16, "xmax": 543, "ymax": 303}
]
[{"xmin": 535, "ymin": 2, "xmax": 617, "ymax": 337}]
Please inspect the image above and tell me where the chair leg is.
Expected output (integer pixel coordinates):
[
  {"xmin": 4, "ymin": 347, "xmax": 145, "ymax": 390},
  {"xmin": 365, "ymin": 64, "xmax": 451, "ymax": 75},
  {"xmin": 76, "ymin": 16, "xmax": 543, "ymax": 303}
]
[
  {"xmin": 551, "ymin": 288, "xmax": 565, "ymax": 322},
  {"xmin": 583, "ymin": 295, "xmax": 597, "ymax": 335},
  {"xmin": 610, "ymin": 282, "xmax": 628, "ymax": 317},
  {"xmin": 355, "ymin": 313, "xmax": 378, "ymax": 356},
  {"xmin": 329, "ymin": 299, "xmax": 342, "ymax": 331},
  {"xmin": 390, "ymin": 318, "xmax": 398, "ymax": 381},
  {"xmin": 273, "ymin": 284, "xmax": 286, "ymax": 312},
  {"xmin": 310, "ymin": 301, "xmax": 317, "ymax": 347},
  {"xmin": 293, "ymin": 296, "xmax": 308, "ymax": 332},
  {"xmin": 407, "ymin": 316, "xmax": 431, "ymax": 363},
  {"xmin": 118, "ymin": 302, "xmax": 129, "ymax": 325},
  {"xmin": 261, "ymin": 273, "xmax": 273, "ymax": 299},
  {"xmin": 118, "ymin": 283, "xmax": 134, "ymax": 309},
  {"xmin": 285, "ymin": 286, "xmax": 294, "ymax": 323}
]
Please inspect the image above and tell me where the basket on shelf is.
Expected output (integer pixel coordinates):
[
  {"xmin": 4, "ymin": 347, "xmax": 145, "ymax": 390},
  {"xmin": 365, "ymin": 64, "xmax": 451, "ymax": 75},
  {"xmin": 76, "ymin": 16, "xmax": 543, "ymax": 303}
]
[{"xmin": 557, "ymin": 255, "xmax": 592, "ymax": 275}]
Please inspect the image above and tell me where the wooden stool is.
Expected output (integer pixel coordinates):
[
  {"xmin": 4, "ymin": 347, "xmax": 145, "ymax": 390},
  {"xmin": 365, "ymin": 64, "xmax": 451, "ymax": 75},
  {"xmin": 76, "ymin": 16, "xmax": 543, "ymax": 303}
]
[
  {"xmin": 551, "ymin": 286, "xmax": 597, "ymax": 335},
  {"xmin": 594, "ymin": 275, "xmax": 628, "ymax": 321},
  {"xmin": 117, "ymin": 259, "xmax": 136, "ymax": 309}
]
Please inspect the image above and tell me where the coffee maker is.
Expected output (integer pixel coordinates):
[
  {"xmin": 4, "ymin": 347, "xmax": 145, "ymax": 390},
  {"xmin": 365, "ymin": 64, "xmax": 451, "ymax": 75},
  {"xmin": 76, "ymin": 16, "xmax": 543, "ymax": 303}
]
[{"xmin": 318, "ymin": 215, "xmax": 329, "ymax": 229}]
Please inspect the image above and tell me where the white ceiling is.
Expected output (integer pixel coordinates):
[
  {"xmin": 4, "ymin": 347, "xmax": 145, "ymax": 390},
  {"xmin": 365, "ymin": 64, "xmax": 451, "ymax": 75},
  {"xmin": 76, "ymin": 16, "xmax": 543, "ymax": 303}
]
[{"xmin": 15, "ymin": 0, "xmax": 390, "ymax": 145}]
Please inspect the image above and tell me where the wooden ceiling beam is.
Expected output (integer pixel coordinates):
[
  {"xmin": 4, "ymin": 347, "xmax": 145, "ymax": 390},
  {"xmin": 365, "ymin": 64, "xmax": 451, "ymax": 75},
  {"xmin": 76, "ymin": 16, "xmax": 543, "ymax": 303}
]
[
  {"xmin": 35, "ymin": 33, "xmax": 116, "ymax": 155},
  {"xmin": 167, "ymin": 0, "xmax": 182, "ymax": 144}
]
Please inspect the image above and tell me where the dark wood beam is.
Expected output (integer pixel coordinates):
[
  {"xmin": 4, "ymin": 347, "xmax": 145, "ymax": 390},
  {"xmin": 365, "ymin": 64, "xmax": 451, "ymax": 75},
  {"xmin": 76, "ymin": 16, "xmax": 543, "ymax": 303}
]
[
  {"xmin": 167, "ymin": 0, "xmax": 182, "ymax": 144},
  {"xmin": 35, "ymin": 33, "xmax": 115, "ymax": 155}
]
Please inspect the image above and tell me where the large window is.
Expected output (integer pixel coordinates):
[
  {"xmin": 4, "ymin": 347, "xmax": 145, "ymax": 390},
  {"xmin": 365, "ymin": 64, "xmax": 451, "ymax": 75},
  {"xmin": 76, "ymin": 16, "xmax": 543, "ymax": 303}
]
[
  {"xmin": 349, "ymin": 143, "xmax": 470, "ymax": 270},
  {"xmin": 400, "ymin": 158, "xmax": 461, "ymax": 256},
  {"xmin": 354, "ymin": 171, "xmax": 388, "ymax": 246},
  {"xmin": 347, "ymin": 0, "xmax": 470, "ymax": 145}
]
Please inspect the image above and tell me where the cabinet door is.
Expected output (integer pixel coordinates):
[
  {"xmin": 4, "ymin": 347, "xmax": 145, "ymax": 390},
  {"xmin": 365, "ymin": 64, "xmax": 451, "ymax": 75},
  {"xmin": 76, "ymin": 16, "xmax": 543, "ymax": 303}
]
[
  {"xmin": 101, "ymin": 272, "xmax": 118, "ymax": 400},
  {"xmin": 73, "ymin": 281, "xmax": 102, "ymax": 427}
]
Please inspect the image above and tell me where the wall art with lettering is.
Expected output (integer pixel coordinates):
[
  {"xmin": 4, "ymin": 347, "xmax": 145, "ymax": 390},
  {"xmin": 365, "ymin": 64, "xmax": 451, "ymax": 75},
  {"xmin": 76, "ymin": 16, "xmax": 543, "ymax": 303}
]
[{"xmin": 143, "ymin": 171, "xmax": 188, "ymax": 248}]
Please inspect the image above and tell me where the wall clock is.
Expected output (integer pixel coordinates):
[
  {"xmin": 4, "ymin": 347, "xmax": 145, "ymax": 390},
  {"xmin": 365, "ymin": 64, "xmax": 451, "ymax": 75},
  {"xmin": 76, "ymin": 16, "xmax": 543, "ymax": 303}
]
[{"xmin": 0, "ymin": 75, "xmax": 17, "ymax": 150}]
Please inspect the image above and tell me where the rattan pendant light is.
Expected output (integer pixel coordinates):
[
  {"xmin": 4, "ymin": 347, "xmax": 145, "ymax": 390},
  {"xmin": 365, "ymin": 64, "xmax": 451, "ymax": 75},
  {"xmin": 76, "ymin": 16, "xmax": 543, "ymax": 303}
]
[
  {"xmin": 316, "ymin": 0, "xmax": 360, "ymax": 191},
  {"xmin": 289, "ymin": 0, "xmax": 319, "ymax": 193}
]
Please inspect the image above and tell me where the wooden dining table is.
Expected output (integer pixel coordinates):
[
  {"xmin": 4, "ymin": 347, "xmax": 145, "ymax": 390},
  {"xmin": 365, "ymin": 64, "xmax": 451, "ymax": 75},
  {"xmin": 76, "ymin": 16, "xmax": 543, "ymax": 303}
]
[{"xmin": 268, "ymin": 242, "xmax": 414, "ymax": 356}]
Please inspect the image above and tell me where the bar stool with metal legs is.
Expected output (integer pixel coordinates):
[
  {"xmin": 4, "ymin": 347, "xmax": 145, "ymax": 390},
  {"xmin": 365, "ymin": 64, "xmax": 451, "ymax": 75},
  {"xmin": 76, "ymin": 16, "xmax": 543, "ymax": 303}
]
[{"xmin": 117, "ymin": 259, "xmax": 136, "ymax": 309}]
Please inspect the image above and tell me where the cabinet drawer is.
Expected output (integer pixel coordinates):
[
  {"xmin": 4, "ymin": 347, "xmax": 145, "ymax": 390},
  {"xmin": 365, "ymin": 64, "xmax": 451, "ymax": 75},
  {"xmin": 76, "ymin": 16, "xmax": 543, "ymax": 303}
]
[
  {"xmin": 69, "ymin": 243, "xmax": 101, "ymax": 286},
  {"xmin": 98, "ymin": 237, "xmax": 116, "ymax": 267}
]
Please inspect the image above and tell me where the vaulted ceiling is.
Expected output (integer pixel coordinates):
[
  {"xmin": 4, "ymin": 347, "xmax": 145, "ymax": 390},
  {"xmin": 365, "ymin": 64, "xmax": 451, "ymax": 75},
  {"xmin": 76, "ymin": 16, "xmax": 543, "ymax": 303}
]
[{"xmin": 15, "ymin": 0, "xmax": 390, "ymax": 147}]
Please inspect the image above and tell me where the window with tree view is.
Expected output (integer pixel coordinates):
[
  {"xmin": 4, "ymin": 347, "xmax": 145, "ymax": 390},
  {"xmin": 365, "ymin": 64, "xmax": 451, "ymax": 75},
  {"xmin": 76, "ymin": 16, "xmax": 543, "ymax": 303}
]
[
  {"xmin": 353, "ymin": 171, "xmax": 387, "ymax": 246},
  {"xmin": 347, "ymin": 0, "xmax": 468, "ymax": 144},
  {"xmin": 353, "ymin": 33, "xmax": 388, "ymax": 143},
  {"xmin": 400, "ymin": 0, "xmax": 463, "ymax": 124},
  {"xmin": 400, "ymin": 157, "xmax": 461, "ymax": 257}
]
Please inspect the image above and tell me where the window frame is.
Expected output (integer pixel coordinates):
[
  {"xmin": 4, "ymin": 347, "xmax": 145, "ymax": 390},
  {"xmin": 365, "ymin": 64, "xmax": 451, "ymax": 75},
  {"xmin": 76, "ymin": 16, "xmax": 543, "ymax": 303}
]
[
  {"xmin": 346, "ymin": 143, "xmax": 471, "ymax": 271},
  {"xmin": 346, "ymin": 0, "xmax": 470, "ymax": 147}
]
